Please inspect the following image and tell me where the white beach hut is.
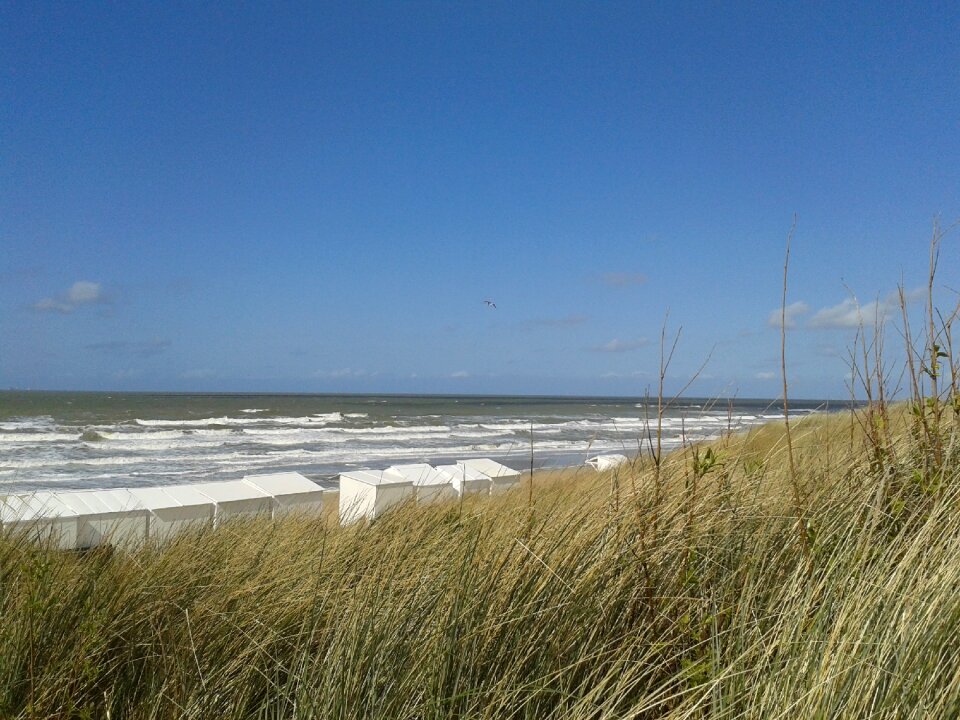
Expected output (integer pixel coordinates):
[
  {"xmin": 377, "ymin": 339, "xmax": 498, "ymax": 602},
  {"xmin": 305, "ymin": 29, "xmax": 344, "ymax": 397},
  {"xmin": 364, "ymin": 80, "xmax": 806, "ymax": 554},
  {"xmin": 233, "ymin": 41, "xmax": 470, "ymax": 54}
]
[
  {"xmin": 386, "ymin": 464, "xmax": 456, "ymax": 504},
  {"xmin": 56, "ymin": 489, "xmax": 149, "ymax": 549},
  {"xmin": 338, "ymin": 469, "xmax": 413, "ymax": 525},
  {"xmin": 193, "ymin": 480, "xmax": 273, "ymax": 526},
  {"xmin": 586, "ymin": 454, "xmax": 629, "ymax": 471},
  {"xmin": 156, "ymin": 484, "xmax": 217, "ymax": 532},
  {"xmin": 435, "ymin": 464, "xmax": 491, "ymax": 496},
  {"xmin": 128, "ymin": 486, "xmax": 216, "ymax": 542},
  {"xmin": 242, "ymin": 472, "xmax": 325, "ymax": 518},
  {"xmin": 0, "ymin": 492, "xmax": 79, "ymax": 550},
  {"xmin": 459, "ymin": 458, "xmax": 521, "ymax": 494}
]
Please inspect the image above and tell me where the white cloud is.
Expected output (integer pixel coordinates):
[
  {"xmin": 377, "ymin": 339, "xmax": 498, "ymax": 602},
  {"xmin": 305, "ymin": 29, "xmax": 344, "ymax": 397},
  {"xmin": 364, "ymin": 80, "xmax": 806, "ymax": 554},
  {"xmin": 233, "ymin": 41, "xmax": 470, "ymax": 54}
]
[
  {"xmin": 592, "ymin": 338, "xmax": 649, "ymax": 353},
  {"xmin": 755, "ymin": 371, "xmax": 777, "ymax": 380},
  {"xmin": 67, "ymin": 281, "xmax": 103, "ymax": 304},
  {"xmin": 808, "ymin": 298, "xmax": 869, "ymax": 328},
  {"xmin": 33, "ymin": 280, "xmax": 106, "ymax": 313},
  {"xmin": 600, "ymin": 370, "xmax": 649, "ymax": 378},
  {"xmin": 32, "ymin": 297, "xmax": 74, "ymax": 314},
  {"xmin": 808, "ymin": 288, "xmax": 923, "ymax": 330},
  {"xmin": 767, "ymin": 301, "xmax": 809, "ymax": 329},
  {"xmin": 599, "ymin": 272, "xmax": 647, "ymax": 287},
  {"xmin": 451, "ymin": 370, "xmax": 470, "ymax": 378},
  {"xmin": 320, "ymin": 368, "xmax": 367, "ymax": 378},
  {"xmin": 897, "ymin": 287, "xmax": 926, "ymax": 305}
]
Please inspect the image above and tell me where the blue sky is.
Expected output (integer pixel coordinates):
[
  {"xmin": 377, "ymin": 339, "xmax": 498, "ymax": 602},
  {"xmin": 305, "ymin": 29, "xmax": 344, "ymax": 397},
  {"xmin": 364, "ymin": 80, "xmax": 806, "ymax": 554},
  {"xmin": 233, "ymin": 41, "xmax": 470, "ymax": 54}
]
[{"xmin": 2, "ymin": 2, "xmax": 958, "ymax": 399}]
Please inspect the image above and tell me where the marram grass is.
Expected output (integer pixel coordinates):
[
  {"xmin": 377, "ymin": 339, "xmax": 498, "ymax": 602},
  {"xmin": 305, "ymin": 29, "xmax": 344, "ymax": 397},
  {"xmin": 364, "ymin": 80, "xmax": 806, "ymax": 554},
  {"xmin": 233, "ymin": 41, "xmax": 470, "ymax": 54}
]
[{"xmin": 2, "ymin": 406, "xmax": 960, "ymax": 719}]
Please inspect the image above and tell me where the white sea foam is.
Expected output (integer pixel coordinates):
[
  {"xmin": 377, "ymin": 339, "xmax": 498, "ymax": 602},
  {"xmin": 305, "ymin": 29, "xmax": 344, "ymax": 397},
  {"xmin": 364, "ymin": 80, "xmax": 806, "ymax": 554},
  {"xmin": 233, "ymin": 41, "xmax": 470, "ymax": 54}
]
[
  {"xmin": 241, "ymin": 427, "xmax": 332, "ymax": 437},
  {"xmin": 134, "ymin": 414, "xmax": 342, "ymax": 428},
  {"xmin": 98, "ymin": 430, "xmax": 186, "ymax": 441},
  {"xmin": 83, "ymin": 439, "xmax": 223, "ymax": 453},
  {"xmin": 190, "ymin": 429, "xmax": 241, "ymax": 437},
  {"xmin": 1, "ymin": 416, "xmax": 56, "ymax": 430},
  {"xmin": 312, "ymin": 412, "xmax": 344, "ymax": 422},
  {"xmin": 0, "ymin": 451, "xmax": 257, "ymax": 471},
  {"xmin": 336, "ymin": 425, "xmax": 452, "ymax": 435},
  {"xmin": 0, "ymin": 432, "xmax": 80, "ymax": 443},
  {"xmin": 477, "ymin": 422, "xmax": 537, "ymax": 431},
  {"xmin": 239, "ymin": 433, "xmax": 349, "ymax": 447},
  {"xmin": 135, "ymin": 417, "xmax": 247, "ymax": 427}
]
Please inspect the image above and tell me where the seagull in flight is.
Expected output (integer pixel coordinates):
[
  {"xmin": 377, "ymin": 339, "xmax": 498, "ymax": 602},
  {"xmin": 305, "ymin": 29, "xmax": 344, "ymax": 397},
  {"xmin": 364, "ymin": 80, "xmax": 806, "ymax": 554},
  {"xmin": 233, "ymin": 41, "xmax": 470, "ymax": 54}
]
[{"xmin": 483, "ymin": 299, "xmax": 497, "ymax": 309}]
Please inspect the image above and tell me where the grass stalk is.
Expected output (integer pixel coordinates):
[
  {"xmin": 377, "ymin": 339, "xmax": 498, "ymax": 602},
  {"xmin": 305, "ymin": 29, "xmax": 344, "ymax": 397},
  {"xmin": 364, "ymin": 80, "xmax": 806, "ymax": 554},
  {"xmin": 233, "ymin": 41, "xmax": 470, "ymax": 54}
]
[{"xmin": 779, "ymin": 216, "xmax": 809, "ymax": 560}]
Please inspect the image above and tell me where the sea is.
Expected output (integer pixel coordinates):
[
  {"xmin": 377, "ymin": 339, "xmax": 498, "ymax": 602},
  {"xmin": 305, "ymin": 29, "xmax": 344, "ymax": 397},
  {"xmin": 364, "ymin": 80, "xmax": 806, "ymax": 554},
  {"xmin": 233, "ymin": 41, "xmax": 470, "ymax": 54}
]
[{"xmin": 0, "ymin": 392, "xmax": 833, "ymax": 493}]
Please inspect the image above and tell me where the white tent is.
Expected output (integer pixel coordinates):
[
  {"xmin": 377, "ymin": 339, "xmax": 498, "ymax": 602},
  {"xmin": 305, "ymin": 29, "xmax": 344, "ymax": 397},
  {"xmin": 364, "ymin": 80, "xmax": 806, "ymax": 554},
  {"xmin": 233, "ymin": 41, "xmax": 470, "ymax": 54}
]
[
  {"xmin": 56, "ymin": 489, "xmax": 149, "ymax": 549},
  {"xmin": 192, "ymin": 480, "xmax": 273, "ymax": 526},
  {"xmin": 242, "ymin": 472, "xmax": 325, "ymax": 518},
  {"xmin": 459, "ymin": 458, "xmax": 521, "ymax": 494},
  {"xmin": 128, "ymin": 486, "xmax": 215, "ymax": 542},
  {"xmin": 0, "ymin": 492, "xmax": 78, "ymax": 550},
  {"xmin": 435, "ymin": 464, "xmax": 490, "ymax": 496},
  {"xmin": 338, "ymin": 469, "xmax": 413, "ymax": 525},
  {"xmin": 586, "ymin": 454, "xmax": 629, "ymax": 471},
  {"xmin": 386, "ymin": 464, "xmax": 456, "ymax": 504}
]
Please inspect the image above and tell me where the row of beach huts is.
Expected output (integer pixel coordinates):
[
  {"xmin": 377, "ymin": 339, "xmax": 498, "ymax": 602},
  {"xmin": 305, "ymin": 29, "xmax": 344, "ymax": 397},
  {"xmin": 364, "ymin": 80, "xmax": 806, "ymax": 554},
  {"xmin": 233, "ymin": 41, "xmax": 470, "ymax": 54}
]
[{"xmin": 0, "ymin": 458, "xmax": 524, "ymax": 551}]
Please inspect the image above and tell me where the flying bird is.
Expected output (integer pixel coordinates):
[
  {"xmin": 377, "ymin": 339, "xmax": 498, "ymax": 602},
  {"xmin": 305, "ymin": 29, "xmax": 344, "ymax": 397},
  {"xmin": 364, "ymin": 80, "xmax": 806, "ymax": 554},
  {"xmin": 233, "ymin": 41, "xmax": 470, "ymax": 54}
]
[{"xmin": 483, "ymin": 299, "xmax": 497, "ymax": 309}]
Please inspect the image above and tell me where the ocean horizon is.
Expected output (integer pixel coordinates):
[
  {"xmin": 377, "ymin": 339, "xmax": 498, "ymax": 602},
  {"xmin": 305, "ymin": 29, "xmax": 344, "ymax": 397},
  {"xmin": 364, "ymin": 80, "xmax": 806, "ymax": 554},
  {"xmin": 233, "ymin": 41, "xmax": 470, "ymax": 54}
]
[{"xmin": 0, "ymin": 391, "xmax": 836, "ymax": 493}]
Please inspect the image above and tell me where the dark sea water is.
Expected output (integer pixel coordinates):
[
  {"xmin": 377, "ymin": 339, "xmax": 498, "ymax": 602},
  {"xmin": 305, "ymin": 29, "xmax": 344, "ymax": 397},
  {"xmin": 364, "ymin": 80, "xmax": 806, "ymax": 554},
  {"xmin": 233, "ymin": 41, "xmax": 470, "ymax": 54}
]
[{"xmin": 0, "ymin": 392, "xmax": 833, "ymax": 493}]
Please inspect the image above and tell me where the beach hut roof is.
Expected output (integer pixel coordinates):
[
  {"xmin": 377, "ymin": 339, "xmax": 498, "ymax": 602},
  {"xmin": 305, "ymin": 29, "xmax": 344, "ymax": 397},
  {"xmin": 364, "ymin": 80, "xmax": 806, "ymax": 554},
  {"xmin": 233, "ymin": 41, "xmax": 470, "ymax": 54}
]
[
  {"xmin": 34, "ymin": 492, "xmax": 80, "ymax": 518},
  {"xmin": 340, "ymin": 469, "xmax": 411, "ymax": 487},
  {"xmin": 385, "ymin": 464, "xmax": 449, "ymax": 486},
  {"xmin": 127, "ymin": 486, "xmax": 185, "ymax": 511},
  {"xmin": 193, "ymin": 480, "xmax": 271, "ymax": 503},
  {"xmin": 242, "ymin": 471, "xmax": 319, "ymax": 496},
  {"xmin": 435, "ymin": 464, "xmax": 490, "ymax": 482},
  {"xmin": 0, "ymin": 492, "xmax": 78, "ymax": 522},
  {"xmin": 0, "ymin": 496, "xmax": 25, "ymax": 523},
  {"xmin": 99, "ymin": 488, "xmax": 143, "ymax": 511},
  {"xmin": 57, "ymin": 489, "xmax": 143, "ymax": 516},
  {"xmin": 0, "ymin": 495, "xmax": 42, "ymax": 523},
  {"xmin": 459, "ymin": 458, "xmax": 520, "ymax": 478},
  {"xmin": 586, "ymin": 454, "xmax": 629, "ymax": 471},
  {"xmin": 162, "ymin": 484, "xmax": 219, "ymax": 508},
  {"xmin": 56, "ymin": 493, "xmax": 103, "ymax": 516}
]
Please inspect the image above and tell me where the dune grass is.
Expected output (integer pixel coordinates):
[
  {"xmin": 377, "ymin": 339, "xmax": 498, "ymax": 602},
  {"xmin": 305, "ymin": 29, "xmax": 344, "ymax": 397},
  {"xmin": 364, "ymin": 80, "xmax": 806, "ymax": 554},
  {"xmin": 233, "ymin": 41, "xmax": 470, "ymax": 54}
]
[{"xmin": 1, "ymin": 398, "xmax": 959, "ymax": 719}]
